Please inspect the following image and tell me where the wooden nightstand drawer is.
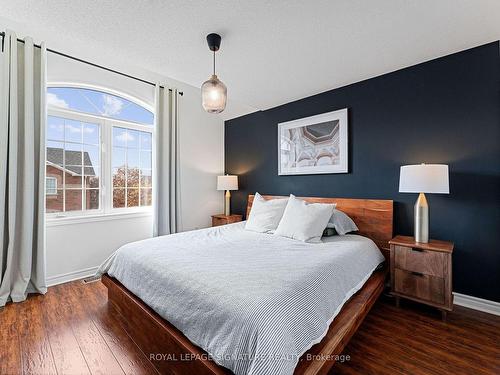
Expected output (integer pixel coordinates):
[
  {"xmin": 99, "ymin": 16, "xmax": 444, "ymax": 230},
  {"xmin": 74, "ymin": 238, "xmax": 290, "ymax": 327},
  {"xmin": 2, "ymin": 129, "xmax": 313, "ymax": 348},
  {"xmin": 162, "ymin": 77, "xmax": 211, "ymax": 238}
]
[
  {"xmin": 211, "ymin": 214, "xmax": 242, "ymax": 227},
  {"xmin": 394, "ymin": 245, "xmax": 446, "ymax": 277},
  {"xmin": 394, "ymin": 268, "xmax": 445, "ymax": 305},
  {"xmin": 212, "ymin": 217, "xmax": 226, "ymax": 227}
]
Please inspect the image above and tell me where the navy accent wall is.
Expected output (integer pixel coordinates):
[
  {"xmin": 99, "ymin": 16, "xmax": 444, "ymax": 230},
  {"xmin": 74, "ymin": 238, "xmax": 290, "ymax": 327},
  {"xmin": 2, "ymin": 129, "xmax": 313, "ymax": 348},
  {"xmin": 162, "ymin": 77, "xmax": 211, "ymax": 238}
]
[{"xmin": 225, "ymin": 42, "xmax": 500, "ymax": 302}]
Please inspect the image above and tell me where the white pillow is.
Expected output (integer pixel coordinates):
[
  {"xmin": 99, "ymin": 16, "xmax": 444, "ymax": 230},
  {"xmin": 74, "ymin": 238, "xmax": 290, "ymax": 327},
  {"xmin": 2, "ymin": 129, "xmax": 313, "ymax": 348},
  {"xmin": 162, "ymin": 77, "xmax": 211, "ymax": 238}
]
[
  {"xmin": 274, "ymin": 196, "xmax": 335, "ymax": 243},
  {"xmin": 327, "ymin": 209, "xmax": 359, "ymax": 235},
  {"xmin": 245, "ymin": 193, "xmax": 289, "ymax": 233}
]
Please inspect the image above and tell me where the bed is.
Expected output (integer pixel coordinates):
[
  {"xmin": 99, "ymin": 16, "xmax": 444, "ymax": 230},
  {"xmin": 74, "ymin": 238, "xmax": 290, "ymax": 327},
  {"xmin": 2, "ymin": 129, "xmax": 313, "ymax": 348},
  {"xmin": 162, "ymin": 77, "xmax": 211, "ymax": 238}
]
[{"xmin": 100, "ymin": 195, "xmax": 393, "ymax": 375}]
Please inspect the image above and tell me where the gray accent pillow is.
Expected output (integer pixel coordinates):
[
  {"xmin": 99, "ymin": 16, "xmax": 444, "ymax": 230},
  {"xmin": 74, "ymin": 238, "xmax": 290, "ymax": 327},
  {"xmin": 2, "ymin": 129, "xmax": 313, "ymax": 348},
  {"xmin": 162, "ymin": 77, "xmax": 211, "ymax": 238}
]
[{"xmin": 327, "ymin": 209, "xmax": 359, "ymax": 235}]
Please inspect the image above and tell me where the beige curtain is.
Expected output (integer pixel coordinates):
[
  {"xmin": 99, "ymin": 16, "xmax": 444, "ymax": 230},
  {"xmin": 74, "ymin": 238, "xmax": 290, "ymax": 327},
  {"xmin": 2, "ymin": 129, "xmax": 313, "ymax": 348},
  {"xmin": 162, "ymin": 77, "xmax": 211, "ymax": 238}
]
[
  {"xmin": 153, "ymin": 86, "xmax": 181, "ymax": 236},
  {"xmin": 0, "ymin": 31, "xmax": 47, "ymax": 306}
]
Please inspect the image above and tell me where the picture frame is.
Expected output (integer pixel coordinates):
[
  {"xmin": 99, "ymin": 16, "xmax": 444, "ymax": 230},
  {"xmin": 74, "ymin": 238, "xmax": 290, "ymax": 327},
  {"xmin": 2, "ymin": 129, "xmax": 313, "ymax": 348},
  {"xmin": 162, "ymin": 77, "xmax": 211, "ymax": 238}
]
[{"xmin": 278, "ymin": 108, "xmax": 348, "ymax": 175}]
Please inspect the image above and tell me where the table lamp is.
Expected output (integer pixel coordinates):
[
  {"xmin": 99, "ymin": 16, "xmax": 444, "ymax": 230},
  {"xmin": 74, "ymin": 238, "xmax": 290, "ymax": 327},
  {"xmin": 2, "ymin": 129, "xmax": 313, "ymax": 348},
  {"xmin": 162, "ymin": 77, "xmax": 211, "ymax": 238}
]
[
  {"xmin": 217, "ymin": 175, "xmax": 238, "ymax": 216},
  {"xmin": 399, "ymin": 164, "xmax": 449, "ymax": 243}
]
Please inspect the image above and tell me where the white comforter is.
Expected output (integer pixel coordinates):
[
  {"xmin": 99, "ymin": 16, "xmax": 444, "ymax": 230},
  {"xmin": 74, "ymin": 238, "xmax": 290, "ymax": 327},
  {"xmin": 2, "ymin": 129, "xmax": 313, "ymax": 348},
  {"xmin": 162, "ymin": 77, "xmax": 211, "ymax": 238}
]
[{"xmin": 97, "ymin": 222, "xmax": 384, "ymax": 375}]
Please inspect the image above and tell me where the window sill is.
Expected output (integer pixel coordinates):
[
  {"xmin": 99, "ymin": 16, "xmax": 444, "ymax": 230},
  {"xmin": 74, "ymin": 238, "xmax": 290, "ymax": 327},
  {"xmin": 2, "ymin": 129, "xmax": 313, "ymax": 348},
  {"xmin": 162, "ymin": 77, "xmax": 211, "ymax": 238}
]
[{"xmin": 46, "ymin": 210, "xmax": 153, "ymax": 227}]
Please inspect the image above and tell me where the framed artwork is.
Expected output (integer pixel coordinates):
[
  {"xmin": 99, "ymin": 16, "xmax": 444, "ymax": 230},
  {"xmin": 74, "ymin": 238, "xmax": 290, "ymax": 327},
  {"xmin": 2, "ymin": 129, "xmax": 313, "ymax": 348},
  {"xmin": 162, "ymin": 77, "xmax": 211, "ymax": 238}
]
[{"xmin": 278, "ymin": 108, "xmax": 348, "ymax": 175}]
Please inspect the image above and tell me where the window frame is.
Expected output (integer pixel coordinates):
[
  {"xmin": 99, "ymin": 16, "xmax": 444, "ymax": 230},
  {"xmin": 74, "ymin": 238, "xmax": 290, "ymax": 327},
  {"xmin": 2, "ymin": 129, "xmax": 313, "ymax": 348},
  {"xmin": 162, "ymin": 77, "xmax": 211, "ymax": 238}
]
[
  {"xmin": 46, "ymin": 108, "xmax": 104, "ymax": 217},
  {"xmin": 46, "ymin": 101, "xmax": 154, "ymax": 221}
]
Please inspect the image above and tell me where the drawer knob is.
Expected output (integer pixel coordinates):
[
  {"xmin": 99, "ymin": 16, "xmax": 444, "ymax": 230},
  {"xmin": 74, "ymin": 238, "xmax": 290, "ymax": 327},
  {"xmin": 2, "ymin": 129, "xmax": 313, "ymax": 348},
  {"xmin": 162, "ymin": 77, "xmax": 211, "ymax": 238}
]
[
  {"xmin": 412, "ymin": 248, "xmax": 424, "ymax": 252},
  {"xmin": 411, "ymin": 271, "xmax": 424, "ymax": 277}
]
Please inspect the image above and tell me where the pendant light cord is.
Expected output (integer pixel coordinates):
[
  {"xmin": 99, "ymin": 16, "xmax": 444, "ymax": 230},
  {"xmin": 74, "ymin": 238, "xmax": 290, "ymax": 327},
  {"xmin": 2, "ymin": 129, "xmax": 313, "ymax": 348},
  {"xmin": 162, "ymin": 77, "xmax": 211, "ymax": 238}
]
[{"xmin": 213, "ymin": 49, "xmax": 216, "ymax": 76}]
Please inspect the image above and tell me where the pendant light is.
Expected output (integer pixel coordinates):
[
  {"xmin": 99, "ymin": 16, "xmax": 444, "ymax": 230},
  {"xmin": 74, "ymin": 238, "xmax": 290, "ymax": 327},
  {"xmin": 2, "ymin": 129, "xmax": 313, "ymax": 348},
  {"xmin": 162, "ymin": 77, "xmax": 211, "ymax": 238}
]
[{"xmin": 201, "ymin": 33, "xmax": 227, "ymax": 113}]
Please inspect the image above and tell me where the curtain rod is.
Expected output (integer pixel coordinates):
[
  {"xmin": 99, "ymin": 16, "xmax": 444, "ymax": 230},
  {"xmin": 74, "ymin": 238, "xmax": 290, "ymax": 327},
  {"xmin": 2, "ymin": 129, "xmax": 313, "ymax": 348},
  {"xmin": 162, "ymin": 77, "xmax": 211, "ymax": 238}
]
[{"xmin": 0, "ymin": 31, "xmax": 183, "ymax": 96}]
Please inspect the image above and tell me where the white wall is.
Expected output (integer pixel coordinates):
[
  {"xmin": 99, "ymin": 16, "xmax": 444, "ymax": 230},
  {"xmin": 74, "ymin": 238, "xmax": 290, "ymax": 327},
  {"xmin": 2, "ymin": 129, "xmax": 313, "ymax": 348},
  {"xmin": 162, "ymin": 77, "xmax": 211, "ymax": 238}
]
[
  {"xmin": 46, "ymin": 214, "xmax": 153, "ymax": 285},
  {"xmin": 45, "ymin": 50, "xmax": 224, "ymax": 284}
]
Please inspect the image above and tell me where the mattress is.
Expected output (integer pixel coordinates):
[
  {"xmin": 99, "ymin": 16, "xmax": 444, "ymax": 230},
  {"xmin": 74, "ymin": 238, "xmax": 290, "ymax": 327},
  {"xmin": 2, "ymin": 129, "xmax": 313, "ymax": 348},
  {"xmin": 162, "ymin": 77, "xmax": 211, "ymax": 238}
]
[{"xmin": 97, "ymin": 221, "xmax": 385, "ymax": 375}]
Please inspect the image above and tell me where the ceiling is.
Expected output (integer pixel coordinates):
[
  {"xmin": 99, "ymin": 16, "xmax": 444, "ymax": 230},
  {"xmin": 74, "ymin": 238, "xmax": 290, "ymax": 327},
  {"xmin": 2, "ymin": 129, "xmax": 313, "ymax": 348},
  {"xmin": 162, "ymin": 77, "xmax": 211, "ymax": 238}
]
[{"xmin": 1, "ymin": 0, "xmax": 499, "ymax": 118}]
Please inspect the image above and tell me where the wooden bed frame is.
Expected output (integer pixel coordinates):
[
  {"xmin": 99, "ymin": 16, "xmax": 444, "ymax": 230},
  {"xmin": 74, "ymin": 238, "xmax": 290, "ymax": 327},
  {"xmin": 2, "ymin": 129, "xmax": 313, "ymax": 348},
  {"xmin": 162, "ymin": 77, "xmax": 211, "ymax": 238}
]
[{"xmin": 102, "ymin": 195, "xmax": 393, "ymax": 375}]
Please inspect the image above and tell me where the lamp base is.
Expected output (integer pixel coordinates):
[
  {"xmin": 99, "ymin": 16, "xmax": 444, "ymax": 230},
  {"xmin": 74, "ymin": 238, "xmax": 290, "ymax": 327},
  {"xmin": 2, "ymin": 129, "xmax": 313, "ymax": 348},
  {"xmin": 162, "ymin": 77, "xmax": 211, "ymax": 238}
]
[
  {"xmin": 414, "ymin": 193, "xmax": 429, "ymax": 243},
  {"xmin": 224, "ymin": 190, "xmax": 231, "ymax": 216}
]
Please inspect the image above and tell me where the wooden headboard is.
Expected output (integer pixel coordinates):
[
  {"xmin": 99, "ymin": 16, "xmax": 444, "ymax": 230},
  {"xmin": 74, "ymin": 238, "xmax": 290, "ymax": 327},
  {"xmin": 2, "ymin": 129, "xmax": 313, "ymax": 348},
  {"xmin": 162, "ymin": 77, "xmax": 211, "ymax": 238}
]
[{"xmin": 246, "ymin": 195, "xmax": 393, "ymax": 258}]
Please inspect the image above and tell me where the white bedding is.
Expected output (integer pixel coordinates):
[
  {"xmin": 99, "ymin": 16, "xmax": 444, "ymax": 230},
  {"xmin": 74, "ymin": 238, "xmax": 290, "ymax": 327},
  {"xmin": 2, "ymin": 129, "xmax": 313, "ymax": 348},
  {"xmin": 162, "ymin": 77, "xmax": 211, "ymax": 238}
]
[{"xmin": 97, "ymin": 222, "xmax": 384, "ymax": 375}]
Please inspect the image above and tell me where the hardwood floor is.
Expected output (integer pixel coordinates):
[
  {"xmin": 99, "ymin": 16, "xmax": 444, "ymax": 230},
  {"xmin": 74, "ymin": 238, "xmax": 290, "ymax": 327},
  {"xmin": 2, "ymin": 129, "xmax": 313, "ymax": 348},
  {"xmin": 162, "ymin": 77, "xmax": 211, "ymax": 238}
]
[
  {"xmin": 335, "ymin": 296, "xmax": 500, "ymax": 375},
  {"xmin": 0, "ymin": 280, "xmax": 498, "ymax": 375}
]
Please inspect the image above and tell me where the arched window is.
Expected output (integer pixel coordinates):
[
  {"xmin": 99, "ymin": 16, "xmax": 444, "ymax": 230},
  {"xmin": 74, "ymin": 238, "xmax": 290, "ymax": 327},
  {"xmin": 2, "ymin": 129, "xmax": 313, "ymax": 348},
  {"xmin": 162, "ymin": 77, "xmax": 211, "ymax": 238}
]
[
  {"xmin": 46, "ymin": 86, "xmax": 153, "ymax": 216},
  {"xmin": 47, "ymin": 87, "xmax": 153, "ymax": 124}
]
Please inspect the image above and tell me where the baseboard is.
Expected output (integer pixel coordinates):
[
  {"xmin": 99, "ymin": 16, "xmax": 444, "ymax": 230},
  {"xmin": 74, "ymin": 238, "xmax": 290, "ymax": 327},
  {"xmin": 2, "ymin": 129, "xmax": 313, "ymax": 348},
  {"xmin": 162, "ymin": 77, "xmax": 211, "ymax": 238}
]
[
  {"xmin": 454, "ymin": 292, "xmax": 500, "ymax": 316},
  {"xmin": 46, "ymin": 266, "xmax": 99, "ymax": 287}
]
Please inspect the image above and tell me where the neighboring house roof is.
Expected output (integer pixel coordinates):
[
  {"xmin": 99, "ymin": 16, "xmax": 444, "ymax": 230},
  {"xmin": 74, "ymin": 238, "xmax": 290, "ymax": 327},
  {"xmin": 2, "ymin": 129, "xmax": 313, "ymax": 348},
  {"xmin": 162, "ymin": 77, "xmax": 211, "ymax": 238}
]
[{"xmin": 47, "ymin": 147, "xmax": 96, "ymax": 176}]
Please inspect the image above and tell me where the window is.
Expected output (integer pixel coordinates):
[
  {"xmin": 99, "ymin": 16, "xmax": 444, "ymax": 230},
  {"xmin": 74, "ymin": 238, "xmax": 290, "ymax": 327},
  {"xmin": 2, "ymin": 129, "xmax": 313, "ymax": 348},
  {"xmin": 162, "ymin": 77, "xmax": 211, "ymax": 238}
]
[
  {"xmin": 46, "ymin": 86, "xmax": 153, "ymax": 217},
  {"xmin": 112, "ymin": 127, "xmax": 152, "ymax": 208},
  {"xmin": 46, "ymin": 177, "xmax": 58, "ymax": 195},
  {"xmin": 46, "ymin": 115, "xmax": 101, "ymax": 213}
]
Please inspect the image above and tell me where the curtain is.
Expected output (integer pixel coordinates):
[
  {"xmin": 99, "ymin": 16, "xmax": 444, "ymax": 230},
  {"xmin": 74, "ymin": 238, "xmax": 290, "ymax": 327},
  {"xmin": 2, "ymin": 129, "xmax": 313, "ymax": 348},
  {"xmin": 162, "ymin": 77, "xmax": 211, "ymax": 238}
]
[
  {"xmin": 0, "ymin": 31, "xmax": 47, "ymax": 307},
  {"xmin": 153, "ymin": 86, "xmax": 181, "ymax": 236}
]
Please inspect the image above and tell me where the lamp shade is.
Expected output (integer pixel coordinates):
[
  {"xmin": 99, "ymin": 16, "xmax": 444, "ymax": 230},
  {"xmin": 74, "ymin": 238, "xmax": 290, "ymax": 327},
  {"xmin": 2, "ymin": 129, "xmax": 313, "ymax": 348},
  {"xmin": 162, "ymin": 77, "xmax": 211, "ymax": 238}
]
[
  {"xmin": 202, "ymin": 75, "xmax": 227, "ymax": 113},
  {"xmin": 217, "ymin": 175, "xmax": 238, "ymax": 191},
  {"xmin": 399, "ymin": 164, "xmax": 449, "ymax": 194}
]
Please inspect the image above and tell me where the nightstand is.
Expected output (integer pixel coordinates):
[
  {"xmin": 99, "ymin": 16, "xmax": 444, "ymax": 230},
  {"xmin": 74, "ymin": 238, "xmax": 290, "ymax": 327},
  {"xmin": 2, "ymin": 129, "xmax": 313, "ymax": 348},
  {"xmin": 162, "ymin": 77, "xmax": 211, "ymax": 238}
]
[
  {"xmin": 389, "ymin": 235, "xmax": 454, "ymax": 320},
  {"xmin": 211, "ymin": 214, "xmax": 242, "ymax": 227}
]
